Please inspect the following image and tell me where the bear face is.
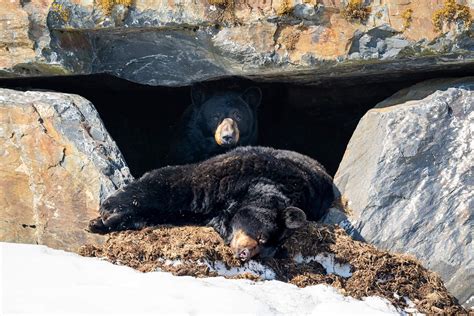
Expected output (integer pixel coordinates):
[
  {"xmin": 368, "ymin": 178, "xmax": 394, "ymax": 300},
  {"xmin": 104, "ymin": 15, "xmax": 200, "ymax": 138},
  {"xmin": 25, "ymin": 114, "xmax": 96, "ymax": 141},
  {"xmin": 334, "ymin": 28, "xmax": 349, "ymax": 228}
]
[
  {"xmin": 168, "ymin": 87, "xmax": 262, "ymax": 164},
  {"xmin": 228, "ymin": 206, "xmax": 308, "ymax": 261},
  {"xmin": 193, "ymin": 88, "xmax": 260, "ymax": 148}
]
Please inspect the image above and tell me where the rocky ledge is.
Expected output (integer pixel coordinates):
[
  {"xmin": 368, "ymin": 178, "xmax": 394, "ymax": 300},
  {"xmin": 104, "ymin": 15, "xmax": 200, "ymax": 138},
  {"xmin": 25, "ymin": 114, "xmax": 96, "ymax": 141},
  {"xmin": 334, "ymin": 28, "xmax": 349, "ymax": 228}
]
[{"xmin": 1, "ymin": 0, "xmax": 473, "ymax": 85}]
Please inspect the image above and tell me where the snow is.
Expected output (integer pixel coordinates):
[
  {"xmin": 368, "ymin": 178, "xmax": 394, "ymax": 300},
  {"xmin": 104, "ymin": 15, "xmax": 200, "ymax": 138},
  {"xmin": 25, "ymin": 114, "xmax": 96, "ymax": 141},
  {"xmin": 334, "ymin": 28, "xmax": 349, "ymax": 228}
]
[
  {"xmin": 204, "ymin": 259, "xmax": 277, "ymax": 280},
  {"xmin": 161, "ymin": 253, "xmax": 351, "ymax": 281},
  {"xmin": 154, "ymin": 258, "xmax": 277, "ymax": 280},
  {"xmin": 402, "ymin": 297, "xmax": 421, "ymax": 315},
  {"xmin": 294, "ymin": 253, "xmax": 353, "ymax": 278},
  {"xmin": 1, "ymin": 242, "xmax": 403, "ymax": 315}
]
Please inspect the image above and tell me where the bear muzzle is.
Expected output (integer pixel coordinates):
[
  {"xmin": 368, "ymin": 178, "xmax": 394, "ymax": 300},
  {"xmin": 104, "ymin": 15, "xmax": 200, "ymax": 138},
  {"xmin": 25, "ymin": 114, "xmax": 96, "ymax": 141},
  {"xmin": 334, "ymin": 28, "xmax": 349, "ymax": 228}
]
[
  {"xmin": 215, "ymin": 118, "xmax": 240, "ymax": 147},
  {"xmin": 230, "ymin": 229, "xmax": 260, "ymax": 262}
]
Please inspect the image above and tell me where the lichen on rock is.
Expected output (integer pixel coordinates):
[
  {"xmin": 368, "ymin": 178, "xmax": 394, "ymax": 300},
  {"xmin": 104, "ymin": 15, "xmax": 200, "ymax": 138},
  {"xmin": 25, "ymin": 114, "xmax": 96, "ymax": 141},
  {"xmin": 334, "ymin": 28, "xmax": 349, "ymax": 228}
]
[{"xmin": 433, "ymin": 0, "xmax": 472, "ymax": 32}]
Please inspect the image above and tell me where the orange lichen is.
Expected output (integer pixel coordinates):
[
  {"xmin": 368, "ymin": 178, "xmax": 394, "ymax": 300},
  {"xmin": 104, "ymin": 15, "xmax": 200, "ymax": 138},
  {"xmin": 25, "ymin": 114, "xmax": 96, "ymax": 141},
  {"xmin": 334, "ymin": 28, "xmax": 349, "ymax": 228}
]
[
  {"xmin": 277, "ymin": 0, "xmax": 294, "ymax": 16},
  {"xmin": 208, "ymin": 0, "xmax": 232, "ymax": 6},
  {"xmin": 432, "ymin": 0, "xmax": 472, "ymax": 32},
  {"xmin": 343, "ymin": 0, "xmax": 371, "ymax": 23},
  {"xmin": 98, "ymin": 0, "xmax": 134, "ymax": 15},
  {"xmin": 402, "ymin": 8, "xmax": 413, "ymax": 30},
  {"xmin": 51, "ymin": 3, "xmax": 71, "ymax": 22}
]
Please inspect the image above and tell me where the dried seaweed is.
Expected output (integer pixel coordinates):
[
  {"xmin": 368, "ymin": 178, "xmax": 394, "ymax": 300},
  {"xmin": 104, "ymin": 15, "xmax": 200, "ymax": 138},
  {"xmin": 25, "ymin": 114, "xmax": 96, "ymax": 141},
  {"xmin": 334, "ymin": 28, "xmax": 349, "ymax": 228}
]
[{"xmin": 79, "ymin": 223, "xmax": 465, "ymax": 314}]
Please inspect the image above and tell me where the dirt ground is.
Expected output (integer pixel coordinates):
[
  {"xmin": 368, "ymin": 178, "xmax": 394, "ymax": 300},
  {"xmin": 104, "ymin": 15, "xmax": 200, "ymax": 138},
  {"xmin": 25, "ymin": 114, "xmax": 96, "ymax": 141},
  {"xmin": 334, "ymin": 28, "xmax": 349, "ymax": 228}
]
[{"xmin": 80, "ymin": 223, "xmax": 466, "ymax": 314}]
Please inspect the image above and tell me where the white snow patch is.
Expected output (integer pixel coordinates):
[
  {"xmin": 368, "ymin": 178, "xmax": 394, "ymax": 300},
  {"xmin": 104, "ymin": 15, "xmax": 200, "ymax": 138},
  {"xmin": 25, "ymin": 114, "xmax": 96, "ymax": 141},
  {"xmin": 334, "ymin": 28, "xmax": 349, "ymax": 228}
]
[
  {"xmin": 294, "ymin": 252, "xmax": 353, "ymax": 278},
  {"xmin": 153, "ymin": 258, "xmax": 276, "ymax": 280},
  {"xmin": 466, "ymin": 295, "xmax": 474, "ymax": 306},
  {"xmin": 403, "ymin": 296, "xmax": 423, "ymax": 315},
  {"xmin": 0, "ymin": 242, "xmax": 405, "ymax": 315},
  {"xmin": 158, "ymin": 258, "xmax": 185, "ymax": 267},
  {"xmin": 204, "ymin": 259, "xmax": 277, "ymax": 280}
]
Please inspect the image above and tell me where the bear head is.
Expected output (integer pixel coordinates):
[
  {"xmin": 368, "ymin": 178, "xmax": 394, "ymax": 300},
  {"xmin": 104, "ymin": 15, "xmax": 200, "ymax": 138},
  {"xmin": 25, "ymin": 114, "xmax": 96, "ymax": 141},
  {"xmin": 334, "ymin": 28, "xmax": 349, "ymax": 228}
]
[
  {"xmin": 191, "ymin": 86, "xmax": 261, "ymax": 148},
  {"xmin": 228, "ymin": 206, "xmax": 308, "ymax": 262}
]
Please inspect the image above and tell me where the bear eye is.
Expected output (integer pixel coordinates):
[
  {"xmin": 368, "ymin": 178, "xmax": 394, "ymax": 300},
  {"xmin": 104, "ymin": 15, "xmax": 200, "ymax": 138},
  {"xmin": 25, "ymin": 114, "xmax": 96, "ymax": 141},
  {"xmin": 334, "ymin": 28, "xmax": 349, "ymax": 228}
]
[
  {"xmin": 257, "ymin": 234, "xmax": 267, "ymax": 244},
  {"xmin": 212, "ymin": 115, "xmax": 220, "ymax": 122},
  {"xmin": 233, "ymin": 112, "xmax": 241, "ymax": 121}
]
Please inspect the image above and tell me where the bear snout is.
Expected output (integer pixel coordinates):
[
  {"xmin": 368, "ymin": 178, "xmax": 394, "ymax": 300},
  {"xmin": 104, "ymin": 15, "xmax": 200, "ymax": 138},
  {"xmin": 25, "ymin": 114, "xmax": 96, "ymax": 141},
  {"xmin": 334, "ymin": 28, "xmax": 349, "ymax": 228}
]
[
  {"xmin": 237, "ymin": 248, "xmax": 251, "ymax": 261},
  {"xmin": 215, "ymin": 118, "xmax": 240, "ymax": 147},
  {"xmin": 230, "ymin": 229, "xmax": 259, "ymax": 261}
]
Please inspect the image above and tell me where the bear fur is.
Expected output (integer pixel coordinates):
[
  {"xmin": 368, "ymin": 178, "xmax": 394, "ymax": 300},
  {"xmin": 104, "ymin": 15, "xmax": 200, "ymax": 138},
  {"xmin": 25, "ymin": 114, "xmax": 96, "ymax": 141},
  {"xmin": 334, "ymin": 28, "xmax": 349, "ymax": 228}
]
[
  {"xmin": 168, "ymin": 86, "xmax": 261, "ymax": 164},
  {"xmin": 89, "ymin": 146, "xmax": 334, "ymax": 261}
]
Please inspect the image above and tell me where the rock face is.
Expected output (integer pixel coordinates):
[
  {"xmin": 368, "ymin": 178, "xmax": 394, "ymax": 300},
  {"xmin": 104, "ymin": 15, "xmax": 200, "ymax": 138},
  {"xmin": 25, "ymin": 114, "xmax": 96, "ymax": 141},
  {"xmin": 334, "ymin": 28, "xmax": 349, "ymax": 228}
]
[
  {"xmin": 333, "ymin": 77, "xmax": 473, "ymax": 307},
  {"xmin": 0, "ymin": 88, "xmax": 132, "ymax": 252},
  {"xmin": 0, "ymin": 0, "xmax": 473, "ymax": 85}
]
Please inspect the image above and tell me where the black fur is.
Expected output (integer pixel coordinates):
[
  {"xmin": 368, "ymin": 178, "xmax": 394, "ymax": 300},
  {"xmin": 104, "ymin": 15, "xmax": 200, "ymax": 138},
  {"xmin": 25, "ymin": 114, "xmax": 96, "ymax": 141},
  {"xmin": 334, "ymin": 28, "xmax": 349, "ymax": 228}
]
[
  {"xmin": 90, "ymin": 146, "xmax": 334, "ymax": 258},
  {"xmin": 168, "ymin": 87, "xmax": 261, "ymax": 164}
]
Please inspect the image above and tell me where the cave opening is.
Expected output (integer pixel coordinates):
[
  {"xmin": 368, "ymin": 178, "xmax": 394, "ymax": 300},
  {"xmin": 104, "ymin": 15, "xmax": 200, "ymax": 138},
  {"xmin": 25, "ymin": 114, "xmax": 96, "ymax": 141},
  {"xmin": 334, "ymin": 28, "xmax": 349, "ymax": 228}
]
[{"xmin": 1, "ymin": 69, "xmax": 472, "ymax": 178}]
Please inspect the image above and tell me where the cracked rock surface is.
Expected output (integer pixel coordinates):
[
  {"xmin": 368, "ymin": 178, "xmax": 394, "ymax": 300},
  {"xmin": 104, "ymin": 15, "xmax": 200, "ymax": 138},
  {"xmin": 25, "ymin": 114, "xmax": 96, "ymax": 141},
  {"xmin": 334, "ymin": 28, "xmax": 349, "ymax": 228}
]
[
  {"xmin": 331, "ymin": 77, "xmax": 474, "ymax": 308},
  {"xmin": 0, "ymin": 88, "xmax": 132, "ymax": 251},
  {"xmin": 1, "ymin": 0, "xmax": 473, "ymax": 85}
]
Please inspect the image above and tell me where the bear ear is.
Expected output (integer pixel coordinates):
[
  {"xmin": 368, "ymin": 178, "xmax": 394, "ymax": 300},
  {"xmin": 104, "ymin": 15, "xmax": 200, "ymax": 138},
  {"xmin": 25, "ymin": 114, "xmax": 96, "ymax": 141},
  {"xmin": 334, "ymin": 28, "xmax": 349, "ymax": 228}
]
[
  {"xmin": 241, "ymin": 87, "xmax": 262, "ymax": 109},
  {"xmin": 190, "ymin": 84, "xmax": 209, "ymax": 106},
  {"xmin": 283, "ymin": 207, "xmax": 307, "ymax": 229}
]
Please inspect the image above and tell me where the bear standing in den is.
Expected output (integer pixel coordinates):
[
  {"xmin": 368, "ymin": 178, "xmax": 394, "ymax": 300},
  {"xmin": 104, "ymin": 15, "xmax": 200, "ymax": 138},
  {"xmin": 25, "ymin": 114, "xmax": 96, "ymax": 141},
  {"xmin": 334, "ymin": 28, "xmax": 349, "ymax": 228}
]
[
  {"xmin": 89, "ymin": 146, "xmax": 335, "ymax": 262},
  {"xmin": 168, "ymin": 86, "xmax": 261, "ymax": 164}
]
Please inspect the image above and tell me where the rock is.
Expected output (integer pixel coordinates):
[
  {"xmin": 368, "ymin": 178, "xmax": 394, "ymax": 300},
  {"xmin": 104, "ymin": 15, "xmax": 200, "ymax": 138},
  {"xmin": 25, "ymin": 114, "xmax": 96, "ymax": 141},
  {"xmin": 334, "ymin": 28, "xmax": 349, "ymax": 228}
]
[
  {"xmin": 212, "ymin": 22, "xmax": 278, "ymax": 66},
  {"xmin": 0, "ymin": 1, "xmax": 37, "ymax": 69},
  {"xmin": 0, "ymin": 88, "xmax": 132, "ymax": 252},
  {"xmin": 348, "ymin": 25, "xmax": 412, "ymax": 60},
  {"xmin": 332, "ymin": 77, "xmax": 473, "ymax": 307},
  {"xmin": 0, "ymin": 0, "xmax": 473, "ymax": 85}
]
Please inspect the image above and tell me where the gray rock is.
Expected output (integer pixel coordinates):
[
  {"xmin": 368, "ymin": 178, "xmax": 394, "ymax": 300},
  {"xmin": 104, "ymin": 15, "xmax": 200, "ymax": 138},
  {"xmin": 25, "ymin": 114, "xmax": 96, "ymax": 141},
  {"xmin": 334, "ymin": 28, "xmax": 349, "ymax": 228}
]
[
  {"xmin": 44, "ymin": 24, "xmax": 474, "ymax": 87},
  {"xmin": 348, "ymin": 25, "xmax": 411, "ymax": 60},
  {"xmin": 332, "ymin": 77, "xmax": 474, "ymax": 307},
  {"xmin": 50, "ymin": 27, "xmax": 231, "ymax": 86},
  {"xmin": 46, "ymin": 0, "xmax": 97, "ymax": 30},
  {"xmin": 292, "ymin": 4, "xmax": 318, "ymax": 21},
  {"xmin": 0, "ymin": 88, "xmax": 133, "ymax": 251},
  {"xmin": 2, "ymin": 0, "xmax": 474, "ymax": 86}
]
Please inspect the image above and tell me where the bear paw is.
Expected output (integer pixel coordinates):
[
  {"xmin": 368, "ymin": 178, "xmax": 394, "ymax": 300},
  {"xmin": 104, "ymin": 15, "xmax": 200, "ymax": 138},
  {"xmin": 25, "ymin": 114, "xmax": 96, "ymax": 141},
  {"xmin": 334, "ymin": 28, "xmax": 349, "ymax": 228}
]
[
  {"xmin": 88, "ymin": 193, "xmax": 150, "ymax": 233},
  {"xmin": 87, "ymin": 216, "xmax": 109, "ymax": 234}
]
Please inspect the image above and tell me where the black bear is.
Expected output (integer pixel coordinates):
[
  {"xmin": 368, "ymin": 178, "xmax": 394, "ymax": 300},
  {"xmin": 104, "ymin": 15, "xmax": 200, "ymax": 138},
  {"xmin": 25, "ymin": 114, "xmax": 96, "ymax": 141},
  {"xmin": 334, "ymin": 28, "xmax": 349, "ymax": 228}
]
[
  {"xmin": 168, "ymin": 86, "xmax": 261, "ymax": 164},
  {"xmin": 89, "ymin": 146, "xmax": 334, "ymax": 261}
]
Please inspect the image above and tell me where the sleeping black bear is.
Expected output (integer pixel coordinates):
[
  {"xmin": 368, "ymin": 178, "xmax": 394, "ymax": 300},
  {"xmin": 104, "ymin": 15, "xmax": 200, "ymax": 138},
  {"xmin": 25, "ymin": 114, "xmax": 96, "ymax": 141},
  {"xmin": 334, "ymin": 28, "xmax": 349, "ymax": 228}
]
[{"xmin": 89, "ymin": 146, "xmax": 334, "ymax": 261}]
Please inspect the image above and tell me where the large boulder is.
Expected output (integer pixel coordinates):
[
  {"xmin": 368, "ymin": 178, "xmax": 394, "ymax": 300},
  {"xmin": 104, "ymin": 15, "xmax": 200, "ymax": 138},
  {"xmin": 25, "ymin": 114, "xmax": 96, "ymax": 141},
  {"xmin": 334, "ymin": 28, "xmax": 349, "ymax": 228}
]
[
  {"xmin": 0, "ymin": 88, "xmax": 132, "ymax": 252},
  {"xmin": 332, "ymin": 77, "xmax": 473, "ymax": 307},
  {"xmin": 0, "ymin": 0, "xmax": 473, "ymax": 85}
]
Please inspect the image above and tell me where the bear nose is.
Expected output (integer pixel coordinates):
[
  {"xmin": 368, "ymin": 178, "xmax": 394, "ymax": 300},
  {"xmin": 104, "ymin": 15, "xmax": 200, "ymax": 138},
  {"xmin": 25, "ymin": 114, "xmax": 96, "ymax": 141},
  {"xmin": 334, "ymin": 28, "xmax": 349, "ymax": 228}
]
[
  {"xmin": 239, "ymin": 248, "xmax": 250, "ymax": 261},
  {"xmin": 221, "ymin": 135, "xmax": 234, "ymax": 143}
]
